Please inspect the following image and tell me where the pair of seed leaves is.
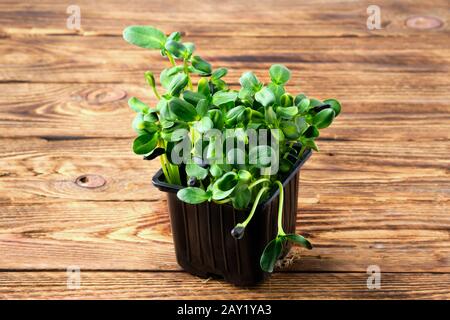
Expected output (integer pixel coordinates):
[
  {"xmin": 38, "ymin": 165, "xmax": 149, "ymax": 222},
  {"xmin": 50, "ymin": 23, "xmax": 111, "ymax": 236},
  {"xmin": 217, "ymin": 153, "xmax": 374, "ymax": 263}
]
[
  {"xmin": 177, "ymin": 169, "xmax": 254, "ymax": 209},
  {"xmin": 123, "ymin": 26, "xmax": 212, "ymax": 75},
  {"xmin": 260, "ymin": 234, "xmax": 313, "ymax": 272},
  {"xmin": 238, "ymin": 67, "xmax": 340, "ymax": 141},
  {"xmin": 239, "ymin": 64, "xmax": 289, "ymax": 108}
]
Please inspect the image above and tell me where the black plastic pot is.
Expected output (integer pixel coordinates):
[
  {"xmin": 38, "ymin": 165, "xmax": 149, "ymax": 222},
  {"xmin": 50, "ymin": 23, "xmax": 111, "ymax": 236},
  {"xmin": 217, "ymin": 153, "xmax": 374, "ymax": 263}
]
[{"xmin": 152, "ymin": 149, "xmax": 312, "ymax": 286}]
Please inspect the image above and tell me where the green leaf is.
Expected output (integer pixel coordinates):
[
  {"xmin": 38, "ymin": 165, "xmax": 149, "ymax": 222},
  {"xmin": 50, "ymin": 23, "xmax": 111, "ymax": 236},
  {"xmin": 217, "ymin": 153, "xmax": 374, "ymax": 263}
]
[
  {"xmin": 144, "ymin": 111, "xmax": 158, "ymax": 123},
  {"xmin": 225, "ymin": 105, "xmax": 246, "ymax": 126},
  {"xmin": 197, "ymin": 78, "xmax": 211, "ymax": 98},
  {"xmin": 280, "ymin": 93, "xmax": 294, "ymax": 107},
  {"xmin": 160, "ymin": 66, "xmax": 184, "ymax": 89},
  {"xmin": 168, "ymin": 98, "xmax": 198, "ymax": 122},
  {"xmin": 196, "ymin": 99, "xmax": 209, "ymax": 117},
  {"xmin": 208, "ymin": 109, "xmax": 224, "ymax": 130},
  {"xmin": 295, "ymin": 116, "xmax": 308, "ymax": 134},
  {"xmin": 167, "ymin": 73, "xmax": 188, "ymax": 96},
  {"xmin": 216, "ymin": 172, "xmax": 239, "ymax": 190},
  {"xmin": 184, "ymin": 42, "xmax": 195, "ymax": 56},
  {"xmin": 280, "ymin": 121, "xmax": 301, "ymax": 140},
  {"xmin": 164, "ymin": 40, "xmax": 188, "ymax": 59},
  {"xmin": 123, "ymin": 26, "xmax": 166, "ymax": 49},
  {"xmin": 211, "ymin": 78, "xmax": 228, "ymax": 91},
  {"xmin": 209, "ymin": 164, "xmax": 223, "ymax": 177},
  {"xmin": 132, "ymin": 113, "xmax": 146, "ymax": 134},
  {"xmin": 183, "ymin": 90, "xmax": 206, "ymax": 106},
  {"xmin": 238, "ymin": 87, "xmax": 254, "ymax": 104},
  {"xmin": 191, "ymin": 56, "xmax": 212, "ymax": 75},
  {"xmin": 212, "ymin": 187, "xmax": 236, "ymax": 201},
  {"xmin": 277, "ymin": 106, "xmax": 298, "ymax": 119},
  {"xmin": 161, "ymin": 122, "xmax": 189, "ymax": 142},
  {"xmin": 212, "ymin": 91, "xmax": 238, "ymax": 106},
  {"xmin": 284, "ymin": 234, "xmax": 313, "ymax": 249},
  {"xmin": 239, "ymin": 72, "xmax": 261, "ymax": 92},
  {"xmin": 167, "ymin": 31, "xmax": 181, "ymax": 42},
  {"xmin": 249, "ymin": 145, "xmax": 273, "ymax": 168},
  {"xmin": 128, "ymin": 97, "xmax": 149, "ymax": 113},
  {"xmin": 268, "ymin": 83, "xmax": 285, "ymax": 105},
  {"xmin": 265, "ymin": 106, "xmax": 277, "ymax": 125},
  {"xmin": 211, "ymin": 68, "xmax": 228, "ymax": 80},
  {"xmin": 232, "ymin": 184, "xmax": 251, "ymax": 209},
  {"xmin": 297, "ymin": 98, "xmax": 310, "ymax": 113},
  {"xmin": 269, "ymin": 64, "xmax": 291, "ymax": 85},
  {"xmin": 255, "ymin": 87, "xmax": 275, "ymax": 107},
  {"xmin": 212, "ymin": 172, "xmax": 239, "ymax": 200},
  {"xmin": 194, "ymin": 116, "xmax": 213, "ymax": 133},
  {"xmin": 206, "ymin": 139, "xmax": 217, "ymax": 161},
  {"xmin": 324, "ymin": 98, "xmax": 341, "ymax": 117},
  {"xmin": 309, "ymin": 98, "xmax": 323, "ymax": 108},
  {"xmin": 177, "ymin": 187, "xmax": 210, "ymax": 204},
  {"xmin": 132, "ymin": 133, "xmax": 158, "ymax": 155},
  {"xmin": 186, "ymin": 163, "xmax": 208, "ymax": 180},
  {"xmin": 301, "ymin": 138, "xmax": 319, "ymax": 152},
  {"xmin": 157, "ymin": 98, "xmax": 176, "ymax": 121},
  {"xmin": 260, "ymin": 237, "xmax": 283, "ymax": 273},
  {"xmin": 312, "ymin": 108, "xmax": 335, "ymax": 129},
  {"xmin": 144, "ymin": 71, "xmax": 156, "ymax": 89},
  {"xmin": 237, "ymin": 170, "xmax": 252, "ymax": 183},
  {"xmin": 294, "ymin": 93, "xmax": 307, "ymax": 105}
]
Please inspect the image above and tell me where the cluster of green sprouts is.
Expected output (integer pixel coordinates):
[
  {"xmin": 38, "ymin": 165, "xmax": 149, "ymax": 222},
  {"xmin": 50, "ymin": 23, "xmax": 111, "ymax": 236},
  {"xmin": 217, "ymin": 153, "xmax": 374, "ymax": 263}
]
[{"xmin": 123, "ymin": 26, "xmax": 341, "ymax": 272}]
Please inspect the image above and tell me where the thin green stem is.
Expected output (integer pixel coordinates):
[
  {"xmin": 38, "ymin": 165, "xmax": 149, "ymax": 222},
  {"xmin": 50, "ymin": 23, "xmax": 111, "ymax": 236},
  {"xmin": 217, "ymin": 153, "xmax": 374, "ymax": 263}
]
[
  {"xmin": 190, "ymin": 126, "xmax": 195, "ymax": 153},
  {"xmin": 160, "ymin": 154, "xmax": 172, "ymax": 184},
  {"xmin": 183, "ymin": 59, "xmax": 193, "ymax": 90},
  {"xmin": 168, "ymin": 161, "xmax": 181, "ymax": 185},
  {"xmin": 214, "ymin": 198, "xmax": 231, "ymax": 204},
  {"xmin": 166, "ymin": 51, "xmax": 176, "ymax": 66},
  {"xmin": 158, "ymin": 139, "xmax": 181, "ymax": 185},
  {"xmin": 248, "ymin": 178, "xmax": 271, "ymax": 190},
  {"xmin": 242, "ymin": 187, "xmax": 269, "ymax": 227},
  {"xmin": 152, "ymin": 86, "xmax": 161, "ymax": 100},
  {"xmin": 275, "ymin": 180, "xmax": 285, "ymax": 236}
]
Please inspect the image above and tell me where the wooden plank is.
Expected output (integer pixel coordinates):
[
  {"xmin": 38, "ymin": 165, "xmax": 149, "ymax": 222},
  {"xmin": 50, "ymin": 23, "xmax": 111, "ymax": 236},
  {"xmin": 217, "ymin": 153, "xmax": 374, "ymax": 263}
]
[
  {"xmin": 0, "ymin": 35, "xmax": 449, "ymax": 83},
  {"xmin": 0, "ymin": 137, "xmax": 448, "ymax": 202},
  {"xmin": 0, "ymin": 271, "xmax": 448, "ymax": 299},
  {"xmin": 0, "ymin": 0, "xmax": 449, "ymax": 300},
  {"xmin": 0, "ymin": 0, "xmax": 448, "ymax": 37},
  {"xmin": 0, "ymin": 84, "xmax": 448, "ymax": 138},
  {"xmin": 0, "ymin": 138, "xmax": 448, "ymax": 272},
  {"xmin": 0, "ymin": 200, "xmax": 448, "ymax": 272}
]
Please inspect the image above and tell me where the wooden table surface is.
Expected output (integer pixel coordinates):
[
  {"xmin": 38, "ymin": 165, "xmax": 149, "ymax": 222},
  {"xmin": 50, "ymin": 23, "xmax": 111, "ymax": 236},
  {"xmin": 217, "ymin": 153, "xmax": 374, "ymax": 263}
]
[{"xmin": 0, "ymin": 0, "xmax": 449, "ymax": 299}]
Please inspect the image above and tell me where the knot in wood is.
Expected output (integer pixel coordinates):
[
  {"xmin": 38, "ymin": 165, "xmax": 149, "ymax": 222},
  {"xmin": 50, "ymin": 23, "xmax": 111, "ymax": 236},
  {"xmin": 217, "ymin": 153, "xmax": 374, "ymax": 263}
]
[
  {"xmin": 75, "ymin": 174, "xmax": 106, "ymax": 189},
  {"xmin": 86, "ymin": 88, "xmax": 127, "ymax": 104},
  {"xmin": 405, "ymin": 16, "xmax": 443, "ymax": 30}
]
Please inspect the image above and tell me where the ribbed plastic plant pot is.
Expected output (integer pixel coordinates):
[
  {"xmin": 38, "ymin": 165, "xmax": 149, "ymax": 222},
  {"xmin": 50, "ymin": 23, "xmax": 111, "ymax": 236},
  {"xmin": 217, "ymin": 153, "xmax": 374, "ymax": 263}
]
[{"xmin": 152, "ymin": 149, "xmax": 312, "ymax": 286}]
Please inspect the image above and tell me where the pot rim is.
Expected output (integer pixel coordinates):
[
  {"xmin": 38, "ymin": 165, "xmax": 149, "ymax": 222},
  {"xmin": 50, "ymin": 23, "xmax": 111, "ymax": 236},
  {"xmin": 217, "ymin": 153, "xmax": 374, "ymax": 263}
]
[{"xmin": 152, "ymin": 148, "xmax": 312, "ymax": 210}]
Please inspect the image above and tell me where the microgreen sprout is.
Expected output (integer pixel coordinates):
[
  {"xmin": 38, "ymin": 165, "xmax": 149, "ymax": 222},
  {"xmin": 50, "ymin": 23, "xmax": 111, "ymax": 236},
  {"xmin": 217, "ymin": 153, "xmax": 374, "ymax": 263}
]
[{"xmin": 123, "ymin": 25, "xmax": 340, "ymax": 272}]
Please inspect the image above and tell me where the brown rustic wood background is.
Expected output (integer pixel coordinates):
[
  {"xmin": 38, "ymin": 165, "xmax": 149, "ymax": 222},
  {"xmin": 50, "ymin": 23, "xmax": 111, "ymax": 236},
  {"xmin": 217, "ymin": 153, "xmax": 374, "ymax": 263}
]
[{"xmin": 0, "ymin": 0, "xmax": 449, "ymax": 299}]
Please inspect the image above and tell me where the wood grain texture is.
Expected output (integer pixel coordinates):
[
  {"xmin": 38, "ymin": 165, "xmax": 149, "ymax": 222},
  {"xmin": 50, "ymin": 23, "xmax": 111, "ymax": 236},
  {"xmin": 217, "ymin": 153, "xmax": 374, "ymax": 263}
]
[
  {"xmin": 0, "ymin": 83, "xmax": 448, "ymax": 139},
  {"xmin": 0, "ymin": 35, "xmax": 449, "ymax": 83},
  {"xmin": 0, "ymin": 0, "xmax": 449, "ymax": 299},
  {"xmin": 0, "ymin": 138, "xmax": 448, "ymax": 272},
  {"xmin": 0, "ymin": 0, "xmax": 448, "ymax": 37},
  {"xmin": 0, "ymin": 272, "xmax": 449, "ymax": 300}
]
